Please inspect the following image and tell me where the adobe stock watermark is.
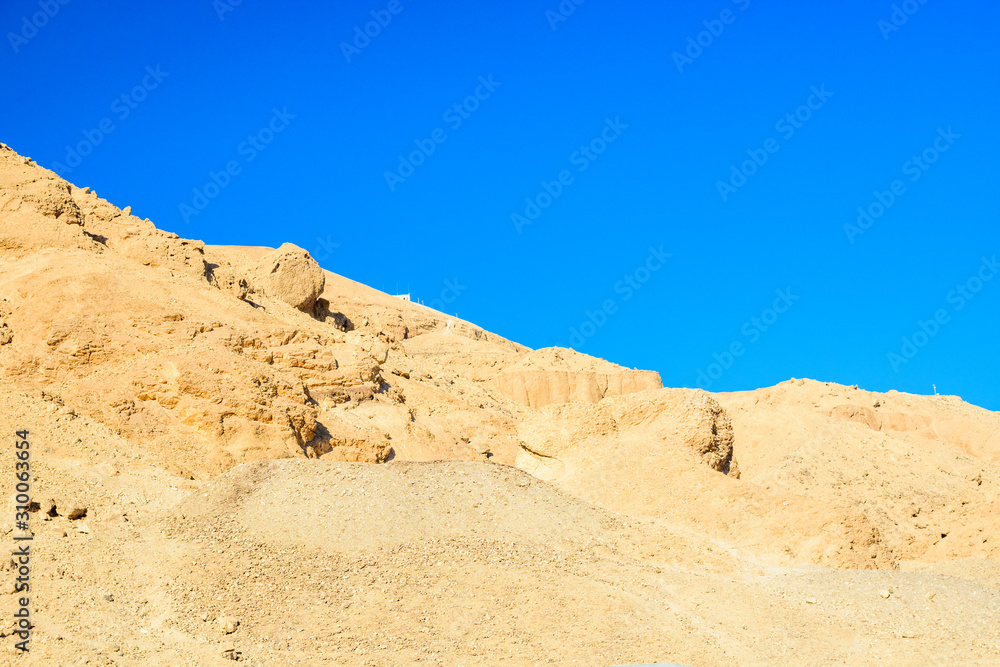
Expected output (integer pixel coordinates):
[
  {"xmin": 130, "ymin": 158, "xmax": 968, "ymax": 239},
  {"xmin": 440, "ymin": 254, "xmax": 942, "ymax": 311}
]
[
  {"xmin": 7, "ymin": 0, "xmax": 71, "ymax": 54},
  {"xmin": 12, "ymin": 428, "xmax": 33, "ymax": 653},
  {"xmin": 843, "ymin": 126, "xmax": 959, "ymax": 244},
  {"xmin": 50, "ymin": 66, "xmax": 170, "ymax": 177},
  {"xmin": 511, "ymin": 116, "xmax": 628, "ymax": 234},
  {"xmin": 179, "ymin": 107, "xmax": 296, "ymax": 223},
  {"xmin": 545, "ymin": 0, "xmax": 585, "ymax": 30},
  {"xmin": 888, "ymin": 255, "xmax": 997, "ymax": 372},
  {"xmin": 567, "ymin": 246, "xmax": 671, "ymax": 348},
  {"xmin": 878, "ymin": 0, "xmax": 930, "ymax": 41},
  {"xmin": 384, "ymin": 75, "xmax": 501, "ymax": 192},
  {"xmin": 340, "ymin": 0, "xmax": 407, "ymax": 63},
  {"xmin": 695, "ymin": 288, "xmax": 799, "ymax": 390},
  {"xmin": 214, "ymin": 0, "xmax": 245, "ymax": 21},
  {"xmin": 428, "ymin": 278, "xmax": 466, "ymax": 312},
  {"xmin": 672, "ymin": 0, "xmax": 752, "ymax": 73},
  {"xmin": 312, "ymin": 236, "xmax": 340, "ymax": 263},
  {"xmin": 716, "ymin": 85, "xmax": 833, "ymax": 202}
]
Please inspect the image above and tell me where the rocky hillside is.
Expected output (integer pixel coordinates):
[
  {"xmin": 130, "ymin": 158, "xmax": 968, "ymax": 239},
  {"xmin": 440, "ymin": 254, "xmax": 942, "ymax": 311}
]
[{"xmin": 1, "ymin": 142, "xmax": 998, "ymax": 665}]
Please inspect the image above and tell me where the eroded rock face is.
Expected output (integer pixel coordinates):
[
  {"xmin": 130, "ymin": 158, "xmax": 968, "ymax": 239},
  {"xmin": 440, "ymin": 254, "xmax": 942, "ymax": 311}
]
[
  {"xmin": 19, "ymin": 178, "xmax": 84, "ymax": 226},
  {"xmin": 485, "ymin": 347, "xmax": 663, "ymax": 408},
  {"xmin": 516, "ymin": 388, "xmax": 735, "ymax": 474},
  {"xmin": 247, "ymin": 243, "xmax": 325, "ymax": 313},
  {"xmin": 0, "ymin": 148, "xmax": 94, "ymax": 251},
  {"xmin": 0, "ymin": 149, "xmax": 398, "ymax": 474},
  {"xmin": 830, "ymin": 403, "xmax": 935, "ymax": 435}
]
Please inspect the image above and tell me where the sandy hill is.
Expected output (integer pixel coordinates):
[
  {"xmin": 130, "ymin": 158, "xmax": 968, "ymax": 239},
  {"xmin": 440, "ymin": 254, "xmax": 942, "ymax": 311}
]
[{"xmin": 1, "ymin": 141, "xmax": 998, "ymax": 665}]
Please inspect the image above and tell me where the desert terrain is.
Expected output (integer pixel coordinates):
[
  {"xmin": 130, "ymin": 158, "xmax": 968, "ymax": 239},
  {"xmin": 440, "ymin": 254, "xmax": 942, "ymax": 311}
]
[{"xmin": 1, "ymin": 141, "xmax": 998, "ymax": 665}]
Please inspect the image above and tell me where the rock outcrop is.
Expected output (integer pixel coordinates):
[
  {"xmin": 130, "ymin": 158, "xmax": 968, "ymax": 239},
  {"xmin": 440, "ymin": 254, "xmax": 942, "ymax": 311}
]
[
  {"xmin": 515, "ymin": 388, "xmax": 734, "ymax": 473},
  {"xmin": 485, "ymin": 347, "xmax": 663, "ymax": 408}
]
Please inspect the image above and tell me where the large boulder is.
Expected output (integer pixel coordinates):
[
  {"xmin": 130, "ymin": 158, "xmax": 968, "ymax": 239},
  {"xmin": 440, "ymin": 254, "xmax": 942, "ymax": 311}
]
[{"xmin": 247, "ymin": 243, "xmax": 325, "ymax": 313}]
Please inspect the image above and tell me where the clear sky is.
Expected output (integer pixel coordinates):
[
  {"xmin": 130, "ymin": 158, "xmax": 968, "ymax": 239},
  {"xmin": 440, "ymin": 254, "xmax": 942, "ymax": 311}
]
[{"xmin": 3, "ymin": 0, "xmax": 998, "ymax": 409}]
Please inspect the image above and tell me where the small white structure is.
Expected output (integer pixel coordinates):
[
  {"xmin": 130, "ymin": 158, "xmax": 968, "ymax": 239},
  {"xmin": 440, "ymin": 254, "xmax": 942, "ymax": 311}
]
[{"xmin": 393, "ymin": 293, "xmax": 411, "ymax": 302}]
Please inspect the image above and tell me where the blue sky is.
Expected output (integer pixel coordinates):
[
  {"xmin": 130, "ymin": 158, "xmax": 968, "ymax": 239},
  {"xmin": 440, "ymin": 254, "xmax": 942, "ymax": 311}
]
[{"xmin": 3, "ymin": 0, "xmax": 998, "ymax": 409}]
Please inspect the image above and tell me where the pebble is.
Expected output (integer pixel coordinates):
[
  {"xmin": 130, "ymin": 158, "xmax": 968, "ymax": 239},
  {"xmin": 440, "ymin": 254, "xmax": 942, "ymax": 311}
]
[
  {"xmin": 42, "ymin": 498, "xmax": 58, "ymax": 519},
  {"xmin": 879, "ymin": 589, "xmax": 892, "ymax": 599},
  {"xmin": 218, "ymin": 616, "xmax": 239, "ymax": 634}
]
